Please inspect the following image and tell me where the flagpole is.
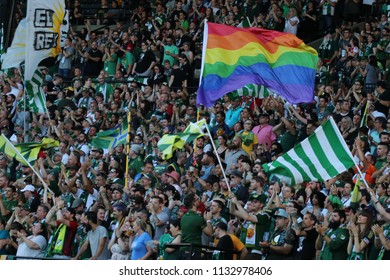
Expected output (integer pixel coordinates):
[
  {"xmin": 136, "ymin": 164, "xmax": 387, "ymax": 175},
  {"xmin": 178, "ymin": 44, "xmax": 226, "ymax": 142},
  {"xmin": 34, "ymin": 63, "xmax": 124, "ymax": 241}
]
[
  {"xmin": 204, "ymin": 125, "xmax": 231, "ymax": 192},
  {"xmin": 124, "ymin": 95, "xmax": 134, "ymax": 188},
  {"xmin": 329, "ymin": 117, "xmax": 371, "ymax": 189},
  {"xmin": 1, "ymin": 134, "xmax": 52, "ymax": 192},
  {"xmin": 18, "ymin": 64, "xmax": 28, "ymax": 141}
]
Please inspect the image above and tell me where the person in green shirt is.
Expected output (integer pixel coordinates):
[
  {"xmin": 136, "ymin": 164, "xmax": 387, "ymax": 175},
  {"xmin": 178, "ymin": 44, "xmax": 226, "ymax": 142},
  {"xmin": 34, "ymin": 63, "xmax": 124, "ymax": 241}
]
[
  {"xmin": 347, "ymin": 208, "xmax": 375, "ymax": 260},
  {"xmin": 180, "ymin": 193, "xmax": 213, "ymax": 259},
  {"xmin": 0, "ymin": 186, "xmax": 18, "ymax": 222},
  {"xmin": 316, "ymin": 209, "xmax": 350, "ymax": 260},
  {"xmin": 157, "ymin": 219, "xmax": 182, "ymax": 260},
  {"xmin": 95, "ymin": 75, "xmax": 114, "ymax": 103},
  {"xmin": 230, "ymin": 193, "xmax": 270, "ymax": 260},
  {"xmin": 117, "ymin": 50, "xmax": 135, "ymax": 77},
  {"xmin": 128, "ymin": 144, "xmax": 144, "ymax": 176},
  {"xmin": 102, "ymin": 45, "xmax": 118, "ymax": 76}
]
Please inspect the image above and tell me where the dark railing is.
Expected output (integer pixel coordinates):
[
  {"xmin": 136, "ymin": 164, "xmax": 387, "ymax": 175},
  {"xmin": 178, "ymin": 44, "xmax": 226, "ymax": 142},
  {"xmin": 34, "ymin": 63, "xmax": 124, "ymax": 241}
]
[{"xmin": 165, "ymin": 242, "xmax": 241, "ymax": 260}]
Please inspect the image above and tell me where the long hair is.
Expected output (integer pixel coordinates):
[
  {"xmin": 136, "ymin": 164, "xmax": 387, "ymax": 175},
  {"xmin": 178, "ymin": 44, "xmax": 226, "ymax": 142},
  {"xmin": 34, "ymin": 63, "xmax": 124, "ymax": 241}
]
[{"xmin": 358, "ymin": 208, "xmax": 374, "ymax": 239}]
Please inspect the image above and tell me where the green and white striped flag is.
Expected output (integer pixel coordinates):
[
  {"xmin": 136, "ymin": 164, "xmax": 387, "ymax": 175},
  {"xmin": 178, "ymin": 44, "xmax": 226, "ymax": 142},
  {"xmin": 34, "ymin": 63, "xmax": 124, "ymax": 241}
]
[
  {"xmin": 237, "ymin": 17, "xmax": 252, "ymax": 28},
  {"xmin": 25, "ymin": 67, "xmax": 47, "ymax": 113},
  {"xmin": 0, "ymin": 23, "xmax": 4, "ymax": 66},
  {"xmin": 263, "ymin": 118, "xmax": 355, "ymax": 185},
  {"xmin": 233, "ymin": 83, "xmax": 270, "ymax": 98},
  {"xmin": 127, "ymin": 76, "xmax": 149, "ymax": 90}
]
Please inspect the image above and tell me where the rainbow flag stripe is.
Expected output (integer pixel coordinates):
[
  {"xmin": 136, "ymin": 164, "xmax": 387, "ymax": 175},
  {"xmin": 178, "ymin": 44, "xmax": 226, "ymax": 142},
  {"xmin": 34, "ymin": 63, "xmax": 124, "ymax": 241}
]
[{"xmin": 196, "ymin": 22, "xmax": 318, "ymax": 107}]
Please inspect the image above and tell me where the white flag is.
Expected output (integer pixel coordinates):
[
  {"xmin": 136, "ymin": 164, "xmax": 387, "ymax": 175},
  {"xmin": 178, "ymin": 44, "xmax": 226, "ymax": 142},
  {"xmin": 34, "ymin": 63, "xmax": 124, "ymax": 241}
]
[
  {"xmin": 2, "ymin": 19, "xmax": 27, "ymax": 69},
  {"xmin": 24, "ymin": 0, "xmax": 66, "ymax": 80}
]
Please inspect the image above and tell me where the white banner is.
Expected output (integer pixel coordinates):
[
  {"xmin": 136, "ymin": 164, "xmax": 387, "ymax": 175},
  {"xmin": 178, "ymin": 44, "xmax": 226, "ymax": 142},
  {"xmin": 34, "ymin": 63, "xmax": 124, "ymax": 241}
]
[{"xmin": 24, "ymin": 0, "xmax": 66, "ymax": 80}]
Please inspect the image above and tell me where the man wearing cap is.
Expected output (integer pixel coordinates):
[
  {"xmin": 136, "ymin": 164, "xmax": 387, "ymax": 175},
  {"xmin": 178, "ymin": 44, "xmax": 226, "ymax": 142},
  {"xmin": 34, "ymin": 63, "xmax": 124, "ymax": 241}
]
[
  {"xmin": 108, "ymin": 168, "xmax": 125, "ymax": 187},
  {"xmin": 21, "ymin": 184, "xmax": 40, "ymax": 213},
  {"xmin": 252, "ymin": 113, "xmax": 277, "ymax": 152},
  {"xmin": 229, "ymin": 169, "xmax": 249, "ymax": 205},
  {"xmin": 194, "ymin": 151, "xmax": 216, "ymax": 193},
  {"xmin": 260, "ymin": 208, "xmax": 295, "ymax": 260},
  {"xmin": 71, "ymin": 198, "xmax": 85, "ymax": 213},
  {"xmin": 128, "ymin": 144, "xmax": 144, "ymax": 175},
  {"xmin": 46, "ymin": 198, "xmax": 78, "ymax": 259},
  {"xmin": 230, "ymin": 193, "xmax": 270, "ymax": 260},
  {"xmin": 316, "ymin": 209, "xmax": 350, "ymax": 260}
]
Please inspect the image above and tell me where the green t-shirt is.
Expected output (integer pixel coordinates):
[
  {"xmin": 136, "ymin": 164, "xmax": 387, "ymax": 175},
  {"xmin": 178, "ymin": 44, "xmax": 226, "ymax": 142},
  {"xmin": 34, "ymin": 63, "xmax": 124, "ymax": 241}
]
[
  {"xmin": 159, "ymin": 233, "xmax": 180, "ymax": 260},
  {"xmin": 0, "ymin": 198, "xmax": 18, "ymax": 221},
  {"xmin": 320, "ymin": 226, "xmax": 349, "ymax": 260},
  {"xmin": 128, "ymin": 156, "xmax": 144, "ymax": 175},
  {"xmin": 239, "ymin": 212, "xmax": 269, "ymax": 251},
  {"xmin": 181, "ymin": 210, "xmax": 206, "ymax": 249},
  {"xmin": 348, "ymin": 230, "xmax": 374, "ymax": 260},
  {"xmin": 104, "ymin": 53, "xmax": 118, "ymax": 76},
  {"xmin": 118, "ymin": 51, "xmax": 135, "ymax": 74}
]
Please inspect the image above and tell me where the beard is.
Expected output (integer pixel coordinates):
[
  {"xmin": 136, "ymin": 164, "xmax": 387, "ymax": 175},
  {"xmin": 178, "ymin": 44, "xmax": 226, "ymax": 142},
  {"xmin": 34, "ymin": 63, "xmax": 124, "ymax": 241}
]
[
  {"xmin": 85, "ymin": 223, "xmax": 92, "ymax": 232},
  {"xmin": 228, "ymin": 143, "xmax": 239, "ymax": 150},
  {"xmin": 328, "ymin": 220, "xmax": 341, "ymax": 230}
]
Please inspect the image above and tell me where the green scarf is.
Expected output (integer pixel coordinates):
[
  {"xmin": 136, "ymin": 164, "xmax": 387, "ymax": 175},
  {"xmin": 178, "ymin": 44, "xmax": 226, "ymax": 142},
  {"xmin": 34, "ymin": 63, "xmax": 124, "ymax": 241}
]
[
  {"xmin": 240, "ymin": 131, "xmax": 255, "ymax": 147},
  {"xmin": 46, "ymin": 223, "xmax": 67, "ymax": 257}
]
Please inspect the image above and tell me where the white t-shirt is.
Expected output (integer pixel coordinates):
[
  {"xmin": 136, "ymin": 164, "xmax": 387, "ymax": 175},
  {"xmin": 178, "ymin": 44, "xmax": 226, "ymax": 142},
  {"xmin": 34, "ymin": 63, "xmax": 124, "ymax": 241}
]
[
  {"xmin": 284, "ymin": 16, "xmax": 300, "ymax": 35},
  {"xmin": 16, "ymin": 235, "xmax": 47, "ymax": 259}
]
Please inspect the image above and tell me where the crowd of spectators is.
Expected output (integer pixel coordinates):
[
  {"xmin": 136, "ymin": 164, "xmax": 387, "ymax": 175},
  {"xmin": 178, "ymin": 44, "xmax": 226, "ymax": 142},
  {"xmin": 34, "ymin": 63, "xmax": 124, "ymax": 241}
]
[{"xmin": 0, "ymin": 0, "xmax": 389, "ymax": 260}]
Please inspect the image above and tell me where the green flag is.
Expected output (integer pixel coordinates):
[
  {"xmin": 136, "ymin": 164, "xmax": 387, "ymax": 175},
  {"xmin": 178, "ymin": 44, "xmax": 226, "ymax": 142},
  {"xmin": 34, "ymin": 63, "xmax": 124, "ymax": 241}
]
[
  {"xmin": 25, "ymin": 67, "xmax": 47, "ymax": 113},
  {"xmin": 237, "ymin": 17, "xmax": 252, "ymax": 28},
  {"xmin": 263, "ymin": 118, "xmax": 355, "ymax": 185},
  {"xmin": 157, "ymin": 134, "xmax": 184, "ymax": 160},
  {"xmin": 0, "ymin": 23, "xmax": 4, "ymax": 66},
  {"xmin": 0, "ymin": 135, "xmax": 59, "ymax": 165},
  {"xmin": 91, "ymin": 118, "xmax": 129, "ymax": 150}
]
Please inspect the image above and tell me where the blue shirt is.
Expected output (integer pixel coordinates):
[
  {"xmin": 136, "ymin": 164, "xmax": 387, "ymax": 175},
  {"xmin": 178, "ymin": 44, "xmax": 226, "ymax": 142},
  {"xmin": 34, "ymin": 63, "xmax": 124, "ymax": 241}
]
[
  {"xmin": 0, "ymin": 229, "xmax": 10, "ymax": 254},
  {"xmin": 131, "ymin": 232, "xmax": 152, "ymax": 260},
  {"xmin": 225, "ymin": 106, "xmax": 243, "ymax": 129}
]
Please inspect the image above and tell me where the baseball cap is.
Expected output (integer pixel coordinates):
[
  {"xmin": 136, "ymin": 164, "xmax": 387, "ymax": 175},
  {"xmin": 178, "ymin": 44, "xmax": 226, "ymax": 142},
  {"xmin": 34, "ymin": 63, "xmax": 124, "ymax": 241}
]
[
  {"xmin": 274, "ymin": 209, "xmax": 289, "ymax": 219},
  {"xmin": 71, "ymin": 198, "xmax": 84, "ymax": 208},
  {"xmin": 21, "ymin": 184, "xmax": 35, "ymax": 192},
  {"xmin": 249, "ymin": 193, "xmax": 267, "ymax": 204}
]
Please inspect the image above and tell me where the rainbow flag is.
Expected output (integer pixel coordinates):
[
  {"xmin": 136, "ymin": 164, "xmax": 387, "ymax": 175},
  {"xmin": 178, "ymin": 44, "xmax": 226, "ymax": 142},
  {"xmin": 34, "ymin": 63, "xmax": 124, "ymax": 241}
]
[{"xmin": 196, "ymin": 22, "xmax": 318, "ymax": 107}]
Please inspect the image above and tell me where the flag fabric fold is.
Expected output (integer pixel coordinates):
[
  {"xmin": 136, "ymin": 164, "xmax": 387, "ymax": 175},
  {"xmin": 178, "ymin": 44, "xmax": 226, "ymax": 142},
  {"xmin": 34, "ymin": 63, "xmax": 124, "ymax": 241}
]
[
  {"xmin": 157, "ymin": 120, "xmax": 207, "ymax": 160},
  {"xmin": 196, "ymin": 22, "xmax": 318, "ymax": 107},
  {"xmin": 1, "ymin": 19, "xmax": 27, "ymax": 69},
  {"xmin": 157, "ymin": 135, "xmax": 184, "ymax": 160},
  {"xmin": 25, "ymin": 68, "xmax": 47, "ymax": 113},
  {"xmin": 2, "ymin": 0, "xmax": 67, "ymax": 78},
  {"xmin": 262, "ymin": 118, "xmax": 355, "ymax": 185},
  {"xmin": 0, "ymin": 135, "xmax": 59, "ymax": 164},
  {"xmin": 91, "ymin": 118, "xmax": 129, "ymax": 150},
  {"xmin": 25, "ymin": 0, "xmax": 66, "ymax": 80}
]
